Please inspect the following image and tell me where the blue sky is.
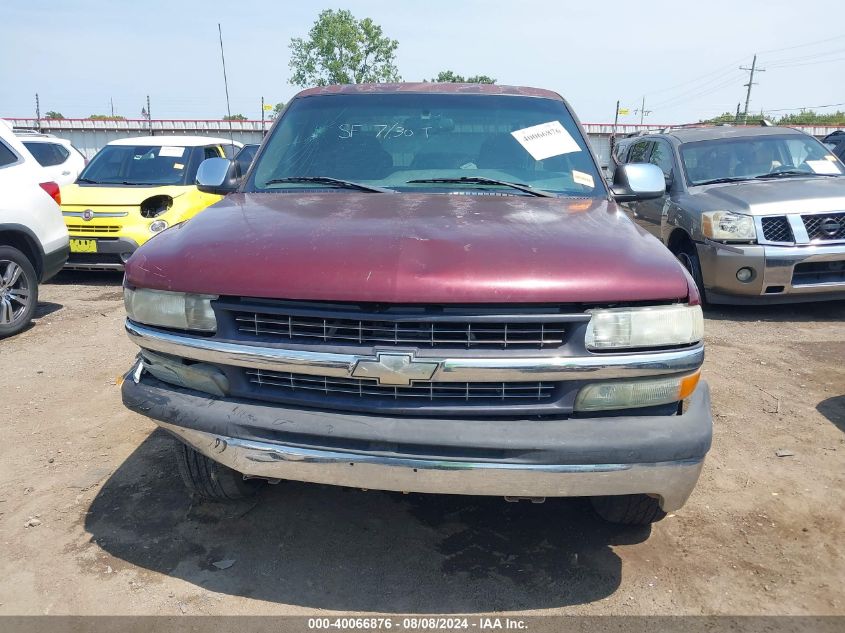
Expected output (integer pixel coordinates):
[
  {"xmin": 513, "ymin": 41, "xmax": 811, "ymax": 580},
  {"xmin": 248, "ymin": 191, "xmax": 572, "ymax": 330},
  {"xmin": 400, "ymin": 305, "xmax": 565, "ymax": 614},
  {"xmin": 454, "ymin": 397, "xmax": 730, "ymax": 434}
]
[{"xmin": 2, "ymin": 0, "xmax": 844, "ymax": 123}]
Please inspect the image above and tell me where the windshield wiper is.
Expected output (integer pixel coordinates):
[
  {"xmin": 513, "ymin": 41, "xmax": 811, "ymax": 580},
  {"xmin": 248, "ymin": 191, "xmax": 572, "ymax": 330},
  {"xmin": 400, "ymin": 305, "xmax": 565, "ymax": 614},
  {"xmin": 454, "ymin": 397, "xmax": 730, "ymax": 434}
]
[
  {"xmin": 406, "ymin": 177, "xmax": 555, "ymax": 198},
  {"xmin": 694, "ymin": 177, "xmax": 752, "ymax": 186},
  {"xmin": 755, "ymin": 170, "xmax": 838, "ymax": 179},
  {"xmin": 263, "ymin": 176, "xmax": 393, "ymax": 193},
  {"xmin": 76, "ymin": 177, "xmax": 100, "ymax": 184}
]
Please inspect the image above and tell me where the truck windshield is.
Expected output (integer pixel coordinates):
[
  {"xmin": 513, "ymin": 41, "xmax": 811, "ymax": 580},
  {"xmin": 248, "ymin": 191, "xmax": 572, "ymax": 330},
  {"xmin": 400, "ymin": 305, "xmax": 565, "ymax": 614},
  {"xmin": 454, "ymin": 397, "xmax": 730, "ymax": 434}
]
[
  {"xmin": 246, "ymin": 93, "xmax": 604, "ymax": 197},
  {"xmin": 681, "ymin": 134, "xmax": 844, "ymax": 185},
  {"xmin": 77, "ymin": 144, "xmax": 199, "ymax": 185}
]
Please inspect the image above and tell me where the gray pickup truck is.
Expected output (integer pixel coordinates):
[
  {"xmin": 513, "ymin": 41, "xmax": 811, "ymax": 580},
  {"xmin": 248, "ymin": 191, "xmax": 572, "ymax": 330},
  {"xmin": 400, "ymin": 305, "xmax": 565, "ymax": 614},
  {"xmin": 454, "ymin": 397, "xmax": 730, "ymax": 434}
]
[{"xmin": 614, "ymin": 126, "xmax": 845, "ymax": 304}]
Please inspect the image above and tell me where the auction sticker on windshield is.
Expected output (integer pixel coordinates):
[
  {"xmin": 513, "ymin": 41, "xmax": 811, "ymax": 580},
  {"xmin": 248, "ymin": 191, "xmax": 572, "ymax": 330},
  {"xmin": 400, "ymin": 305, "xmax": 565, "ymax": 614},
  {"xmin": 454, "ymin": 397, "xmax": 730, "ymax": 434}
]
[
  {"xmin": 806, "ymin": 159, "xmax": 841, "ymax": 175},
  {"xmin": 159, "ymin": 146, "xmax": 185, "ymax": 158},
  {"xmin": 511, "ymin": 121, "xmax": 580, "ymax": 161},
  {"xmin": 572, "ymin": 170, "xmax": 595, "ymax": 188}
]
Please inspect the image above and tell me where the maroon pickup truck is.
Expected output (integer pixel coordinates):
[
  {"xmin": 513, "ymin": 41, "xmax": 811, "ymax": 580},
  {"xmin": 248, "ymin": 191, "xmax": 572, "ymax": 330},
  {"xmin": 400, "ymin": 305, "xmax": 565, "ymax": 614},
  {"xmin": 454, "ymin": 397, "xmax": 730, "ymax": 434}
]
[{"xmin": 121, "ymin": 83, "xmax": 711, "ymax": 525}]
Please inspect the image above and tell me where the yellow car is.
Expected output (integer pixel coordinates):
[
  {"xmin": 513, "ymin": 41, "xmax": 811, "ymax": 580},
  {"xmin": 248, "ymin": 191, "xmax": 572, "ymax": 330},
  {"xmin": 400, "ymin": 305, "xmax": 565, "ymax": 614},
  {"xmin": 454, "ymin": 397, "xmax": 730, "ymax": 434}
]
[{"xmin": 61, "ymin": 136, "xmax": 242, "ymax": 269}]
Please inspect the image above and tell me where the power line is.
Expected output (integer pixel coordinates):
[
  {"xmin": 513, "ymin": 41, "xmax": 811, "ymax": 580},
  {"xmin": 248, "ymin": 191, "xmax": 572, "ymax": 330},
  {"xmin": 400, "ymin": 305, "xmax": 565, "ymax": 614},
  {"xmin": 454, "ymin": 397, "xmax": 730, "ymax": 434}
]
[
  {"xmin": 757, "ymin": 34, "xmax": 845, "ymax": 56},
  {"xmin": 767, "ymin": 55, "xmax": 845, "ymax": 70},
  {"xmin": 644, "ymin": 57, "xmax": 747, "ymax": 97},
  {"xmin": 758, "ymin": 101, "xmax": 845, "ymax": 113},
  {"xmin": 649, "ymin": 74, "xmax": 743, "ymax": 111},
  {"xmin": 644, "ymin": 34, "xmax": 845, "ymax": 113},
  {"xmin": 765, "ymin": 46, "xmax": 845, "ymax": 67}
]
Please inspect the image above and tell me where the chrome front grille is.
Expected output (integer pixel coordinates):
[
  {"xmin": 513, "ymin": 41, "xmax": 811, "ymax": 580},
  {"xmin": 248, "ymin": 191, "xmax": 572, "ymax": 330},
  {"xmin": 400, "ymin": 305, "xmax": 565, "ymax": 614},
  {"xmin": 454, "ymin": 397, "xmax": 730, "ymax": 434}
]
[
  {"xmin": 246, "ymin": 368, "xmax": 554, "ymax": 403},
  {"xmin": 760, "ymin": 216, "xmax": 793, "ymax": 243},
  {"xmin": 66, "ymin": 224, "xmax": 122, "ymax": 233},
  {"xmin": 802, "ymin": 212, "xmax": 845, "ymax": 241},
  {"xmin": 232, "ymin": 311, "xmax": 568, "ymax": 349}
]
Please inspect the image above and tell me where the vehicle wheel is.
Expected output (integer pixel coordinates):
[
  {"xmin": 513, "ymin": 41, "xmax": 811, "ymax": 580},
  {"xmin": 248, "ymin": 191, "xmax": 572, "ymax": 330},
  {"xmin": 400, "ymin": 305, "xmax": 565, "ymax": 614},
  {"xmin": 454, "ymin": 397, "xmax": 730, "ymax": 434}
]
[
  {"xmin": 674, "ymin": 241, "xmax": 707, "ymax": 305},
  {"xmin": 591, "ymin": 494, "xmax": 667, "ymax": 525},
  {"xmin": 174, "ymin": 441, "xmax": 264, "ymax": 501},
  {"xmin": 0, "ymin": 246, "xmax": 39, "ymax": 339}
]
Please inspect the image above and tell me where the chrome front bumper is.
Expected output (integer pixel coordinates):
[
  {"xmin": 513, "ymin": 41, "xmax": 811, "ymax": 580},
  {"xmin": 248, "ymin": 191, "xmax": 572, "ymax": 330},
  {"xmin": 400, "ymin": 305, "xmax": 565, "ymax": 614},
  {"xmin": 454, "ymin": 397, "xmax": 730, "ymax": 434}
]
[
  {"xmin": 161, "ymin": 421, "xmax": 704, "ymax": 511},
  {"xmin": 698, "ymin": 240, "xmax": 845, "ymax": 303}
]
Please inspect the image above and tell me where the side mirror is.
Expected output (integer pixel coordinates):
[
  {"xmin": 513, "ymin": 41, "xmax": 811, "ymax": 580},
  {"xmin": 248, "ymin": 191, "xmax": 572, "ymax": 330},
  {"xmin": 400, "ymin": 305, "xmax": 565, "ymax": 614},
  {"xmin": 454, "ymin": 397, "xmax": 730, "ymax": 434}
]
[
  {"xmin": 196, "ymin": 158, "xmax": 241, "ymax": 195},
  {"xmin": 611, "ymin": 163, "xmax": 666, "ymax": 201}
]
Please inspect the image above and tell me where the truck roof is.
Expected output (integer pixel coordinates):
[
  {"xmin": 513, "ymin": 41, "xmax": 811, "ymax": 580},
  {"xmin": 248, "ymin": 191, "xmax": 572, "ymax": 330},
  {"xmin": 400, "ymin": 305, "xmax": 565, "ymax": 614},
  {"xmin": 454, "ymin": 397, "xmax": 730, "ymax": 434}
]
[
  {"xmin": 666, "ymin": 126, "xmax": 806, "ymax": 143},
  {"xmin": 295, "ymin": 82, "xmax": 564, "ymax": 101}
]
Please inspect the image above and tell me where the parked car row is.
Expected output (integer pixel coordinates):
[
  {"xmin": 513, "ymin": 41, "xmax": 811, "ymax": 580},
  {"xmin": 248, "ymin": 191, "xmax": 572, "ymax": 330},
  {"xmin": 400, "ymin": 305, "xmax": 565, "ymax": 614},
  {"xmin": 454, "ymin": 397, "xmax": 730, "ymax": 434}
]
[{"xmin": 3, "ymin": 84, "xmax": 844, "ymax": 528}]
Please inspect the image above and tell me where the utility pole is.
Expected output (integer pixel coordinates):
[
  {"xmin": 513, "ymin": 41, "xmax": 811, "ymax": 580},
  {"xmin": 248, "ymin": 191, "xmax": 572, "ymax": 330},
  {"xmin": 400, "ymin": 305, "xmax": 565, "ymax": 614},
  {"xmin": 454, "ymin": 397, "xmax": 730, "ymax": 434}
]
[
  {"xmin": 261, "ymin": 96, "xmax": 265, "ymax": 134},
  {"xmin": 35, "ymin": 93, "xmax": 41, "ymax": 132},
  {"xmin": 637, "ymin": 96, "xmax": 651, "ymax": 125},
  {"xmin": 611, "ymin": 100, "xmax": 620, "ymax": 157},
  {"xmin": 110, "ymin": 97, "xmax": 114, "ymax": 118},
  {"xmin": 146, "ymin": 95, "xmax": 152, "ymax": 135},
  {"xmin": 218, "ymin": 23, "xmax": 235, "ymax": 148},
  {"xmin": 740, "ymin": 54, "xmax": 765, "ymax": 125}
]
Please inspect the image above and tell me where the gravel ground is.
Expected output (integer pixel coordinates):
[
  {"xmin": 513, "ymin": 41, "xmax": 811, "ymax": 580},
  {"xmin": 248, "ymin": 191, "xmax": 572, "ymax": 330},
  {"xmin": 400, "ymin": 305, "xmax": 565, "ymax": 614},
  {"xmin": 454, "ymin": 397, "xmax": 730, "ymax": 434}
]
[{"xmin": 0, "ymin": 271, "xmax": 843, "ymax": 615}]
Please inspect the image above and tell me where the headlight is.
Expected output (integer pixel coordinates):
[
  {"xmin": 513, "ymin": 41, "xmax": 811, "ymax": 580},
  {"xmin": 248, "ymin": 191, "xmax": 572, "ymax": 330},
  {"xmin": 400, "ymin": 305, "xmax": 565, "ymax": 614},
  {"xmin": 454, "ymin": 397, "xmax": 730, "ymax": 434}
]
[
  {"xmin": 585, "ymin": 304, "xmax": 703, "ymax": 350},
  {"xmin": 575, "ymin": 371, "xmax": 700, "ymax": 412},
  {"xmin": 701, "ymin": 211, "xmax": 756, "ymax": 241},
  {"xmin": 124, "ymin": 288, "xmax": 217, "ymax": 332}
]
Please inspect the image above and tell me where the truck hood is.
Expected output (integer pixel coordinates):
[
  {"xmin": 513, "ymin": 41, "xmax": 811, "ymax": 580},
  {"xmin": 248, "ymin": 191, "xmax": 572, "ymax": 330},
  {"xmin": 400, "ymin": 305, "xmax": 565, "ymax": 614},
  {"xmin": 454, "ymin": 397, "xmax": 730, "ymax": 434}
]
[
  {"xmin": 693, "ymin": 176, "xmax": 845, "ymax": 215},
  {"xmin": 125, "ymin": 192, "xmax": 692, "ymax": 304},
  {"xmin": 61, "ymin": 184, "xmax": 188, "ymax": 209}
]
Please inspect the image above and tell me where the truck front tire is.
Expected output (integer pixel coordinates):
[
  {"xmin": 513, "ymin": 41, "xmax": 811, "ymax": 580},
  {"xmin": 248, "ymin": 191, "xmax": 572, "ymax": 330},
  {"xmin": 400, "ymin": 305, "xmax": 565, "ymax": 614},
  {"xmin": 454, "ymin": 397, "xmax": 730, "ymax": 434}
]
[
  {"xmin": 591, "ymin": 494, "xmax": 667, "ymax": 525},
  {"xmin": 174, "ymin": 441, "xmax": 264, "ymax": 501}
]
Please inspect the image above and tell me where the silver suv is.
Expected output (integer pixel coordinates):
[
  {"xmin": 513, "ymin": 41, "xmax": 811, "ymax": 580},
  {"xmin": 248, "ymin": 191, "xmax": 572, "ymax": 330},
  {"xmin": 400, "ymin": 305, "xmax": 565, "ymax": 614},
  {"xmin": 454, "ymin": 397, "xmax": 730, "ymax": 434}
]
[{"xmin": 614, "ymin": 126, "xmax": 845, "ymax": 304}]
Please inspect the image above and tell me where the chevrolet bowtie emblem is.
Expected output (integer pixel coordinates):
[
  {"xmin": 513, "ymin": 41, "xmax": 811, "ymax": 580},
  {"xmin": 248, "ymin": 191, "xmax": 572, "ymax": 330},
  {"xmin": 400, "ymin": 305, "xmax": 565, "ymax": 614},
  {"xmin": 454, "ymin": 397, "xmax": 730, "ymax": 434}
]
[{"xmin": 351, "ymin": 352, "xmax": 439, "ymax": 386}]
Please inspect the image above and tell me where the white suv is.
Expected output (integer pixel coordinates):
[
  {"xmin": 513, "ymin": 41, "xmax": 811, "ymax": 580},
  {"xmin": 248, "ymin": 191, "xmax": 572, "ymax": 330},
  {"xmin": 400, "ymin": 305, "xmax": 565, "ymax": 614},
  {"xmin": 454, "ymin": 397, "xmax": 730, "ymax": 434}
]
[
  {"xmin": 15, "ymin": 131, "xmax": 87, "ymax": 185},
  {"xmin": 0, "ymin": 121, "xmax": 69, "ymax": 338}
]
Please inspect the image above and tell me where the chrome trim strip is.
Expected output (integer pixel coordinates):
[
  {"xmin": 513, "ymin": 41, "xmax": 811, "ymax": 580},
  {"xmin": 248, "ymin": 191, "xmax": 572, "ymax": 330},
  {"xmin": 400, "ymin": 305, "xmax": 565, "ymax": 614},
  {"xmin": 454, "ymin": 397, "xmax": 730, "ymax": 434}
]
[
  {"xmin": 63, "ymin": 211, "xmax": 129, "ymax": 218},
  {"xmin": 65, "ymin": 263, "xmax": 125, "ymax": 271},
  {"xmin": 125, "ymin": 320, "xmax": 704, "ymax": 383},
  {"xmin": 161, "ymin": 421, "xmax": 704, "ymax": 511},
  {"xmin": 787, "ymin": 214, "xmax": 810, "ymax": 244}
]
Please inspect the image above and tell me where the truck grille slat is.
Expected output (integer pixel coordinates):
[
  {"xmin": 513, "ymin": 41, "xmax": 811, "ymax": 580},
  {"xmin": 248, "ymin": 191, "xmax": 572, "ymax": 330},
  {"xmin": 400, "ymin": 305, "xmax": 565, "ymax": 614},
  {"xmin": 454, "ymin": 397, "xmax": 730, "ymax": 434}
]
[
  {"xmin": 233, "ymin": 313, "xmax": 567, "ymax": 349},
  {"xmin": 802, "ymin": 212, "xmax": 845, "ymax": 241},
  {"xmin": 245, "ymin": 369, "xmax": 553, "ymax": 402},
  {"xmin": 760, "ymin": 216, "xmax": 793, "ymax": 243}
]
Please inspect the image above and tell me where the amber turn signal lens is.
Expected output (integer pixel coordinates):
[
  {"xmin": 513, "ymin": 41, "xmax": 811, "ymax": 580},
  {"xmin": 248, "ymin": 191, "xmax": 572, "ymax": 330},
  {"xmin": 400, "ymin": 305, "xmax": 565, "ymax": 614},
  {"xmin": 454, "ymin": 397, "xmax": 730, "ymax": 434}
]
[{"xmin": 678, "ymin": 370, "xmax": 701, "ymax": 401}]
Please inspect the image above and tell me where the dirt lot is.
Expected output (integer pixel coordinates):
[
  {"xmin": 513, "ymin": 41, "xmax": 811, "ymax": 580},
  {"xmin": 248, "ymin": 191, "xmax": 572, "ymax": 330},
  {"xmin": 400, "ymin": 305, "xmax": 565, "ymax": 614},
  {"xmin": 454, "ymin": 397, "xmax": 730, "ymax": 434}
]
[{"xmin": 0, "ymin": 271, "xmax": 843, "ymax": 615}]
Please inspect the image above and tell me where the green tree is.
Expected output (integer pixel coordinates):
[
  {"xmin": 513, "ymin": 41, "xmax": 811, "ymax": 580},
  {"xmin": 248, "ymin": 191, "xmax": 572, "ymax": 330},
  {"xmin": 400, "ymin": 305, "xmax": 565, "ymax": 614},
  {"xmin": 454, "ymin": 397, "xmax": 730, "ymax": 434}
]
[
  {"xmin": 88, "ymin": 114, "xmax": 125, "ymax": 120},
  {"xmin": 289, "ymin": 9, "xmax": 400, "ymax": 87},
  {"xmin": 45, "ymin": 111, "xmax": 64, "ymax": 120},
  {"xmin": 700, "ymin": 111, "xmax": 739, "ymax": 125},
  {"xmin": 223, "ymin": 114, "xmax": 248, "ymax": 121},
  {"xmin": 776, "ymin": 110, "xmax": 845, "ymax": 126},
  {"xmin": 431, "ymin": 71, "xmax": 496, "ymax": 84},
  {"xmin": 271, "ymin": 102, "xmax": 285, "ymax": 119}
]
